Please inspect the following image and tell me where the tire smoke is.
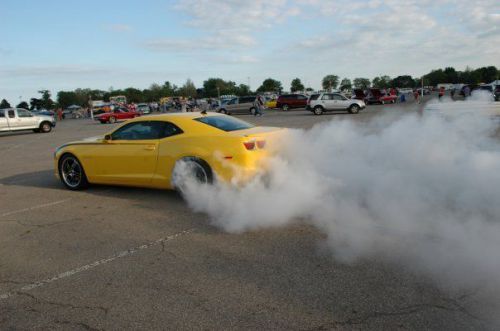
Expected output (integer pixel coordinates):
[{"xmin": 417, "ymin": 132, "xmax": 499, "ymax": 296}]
[{"xmin": 182, "ymin": 100, "xmax": 500, "ymax": 297}]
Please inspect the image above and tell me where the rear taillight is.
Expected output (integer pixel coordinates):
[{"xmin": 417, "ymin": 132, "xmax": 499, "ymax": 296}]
[
  {"xmin": 243, "ymin": 140, "xmax": 266, "ymax": 150},
  {"xmin": 243, "ymin": 141, "xmax": 256, "ymax": 150}
]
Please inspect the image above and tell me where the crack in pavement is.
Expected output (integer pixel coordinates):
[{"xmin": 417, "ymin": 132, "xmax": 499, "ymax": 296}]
[
  {"xmin": 304, "ymin": 297, "xmax": 484, "ymax": 330},
  {"xmin": 17, "ymin": 291, "xmax": 109, "ymax": 316}
]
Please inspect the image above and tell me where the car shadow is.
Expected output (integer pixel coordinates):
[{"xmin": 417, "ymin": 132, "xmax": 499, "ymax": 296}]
[{"xmin": 0, "ymin": 169, "xmax": 183, "ymax": 202}]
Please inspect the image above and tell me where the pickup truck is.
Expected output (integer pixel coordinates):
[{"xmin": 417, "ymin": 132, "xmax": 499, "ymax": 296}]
[{"xmin": 0, "ymin": 108, "xmax": 56, "ymax": 133}]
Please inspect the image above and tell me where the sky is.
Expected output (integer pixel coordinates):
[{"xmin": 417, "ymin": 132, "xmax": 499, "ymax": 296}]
[{"xmin": 0, "ymin": 0, "xmax": 499, "ymax": 104}]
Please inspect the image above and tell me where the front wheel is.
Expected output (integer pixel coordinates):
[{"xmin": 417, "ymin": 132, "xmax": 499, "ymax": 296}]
[
  {"xmin": 349, "ymin": 104, "xmax": 360, "ymax": 114},
  {"xmin": 282, "ymin": 104, "xmax": 289, "ymax": 111},
  {"xmin": 109, "ymin": 116, "xmax": 116, "ymax": 124},
  {"xmin": 59, "ymin": 154, "xmax": 89, "ymax": 190}
]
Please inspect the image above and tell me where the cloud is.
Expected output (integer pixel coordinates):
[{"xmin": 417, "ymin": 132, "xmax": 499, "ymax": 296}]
[
  {"xmin": 0, "ymin": 66, "xmax": 113, "ymax": 78},
  {"xmin": 106, "ymin": 24, "xmax": 132, "ymax": 32}
]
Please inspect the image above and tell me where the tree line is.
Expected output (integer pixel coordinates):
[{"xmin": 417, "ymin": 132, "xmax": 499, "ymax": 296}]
[{"xmin": 1, "ymin": 65, "xmax": 497, "ymax": 110}]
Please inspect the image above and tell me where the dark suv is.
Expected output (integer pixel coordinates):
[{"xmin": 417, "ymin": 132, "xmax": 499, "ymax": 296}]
[{"xmin": 276, "ymin": 94, "xmax": 308, "ymax": 111}]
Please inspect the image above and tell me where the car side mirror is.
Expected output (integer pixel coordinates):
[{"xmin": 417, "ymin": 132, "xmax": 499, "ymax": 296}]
[{"xmin": 104, "ymin": 134, "xmax": 112, "ymax": 141}]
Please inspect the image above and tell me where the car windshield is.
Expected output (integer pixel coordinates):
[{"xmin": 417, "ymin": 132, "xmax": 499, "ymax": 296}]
[
  {"xmin": 309, "ymin": 94, "xmax": 320, "ymax": 101},
  {"xmin": 194, "ymin": 115, "xmax": 254, "ymax": 132}
]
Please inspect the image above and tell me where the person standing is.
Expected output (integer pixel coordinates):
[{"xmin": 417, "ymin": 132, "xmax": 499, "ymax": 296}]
[
  {"xmin": 438, "ymin": 86, "xmax": 445, "ymax": 101},
  {"xmin": 413, "ymin": 89, "xmax": 420, "ymax": 104},
  {"xmin": 253, "ymin": 95, "xmax": 264, "ymax": 116}
]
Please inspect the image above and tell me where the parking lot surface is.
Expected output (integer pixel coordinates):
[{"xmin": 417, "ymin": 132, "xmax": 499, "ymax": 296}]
[{"xmin": 1, "ymin": 101, "xmax": 497, "ymax": 330}]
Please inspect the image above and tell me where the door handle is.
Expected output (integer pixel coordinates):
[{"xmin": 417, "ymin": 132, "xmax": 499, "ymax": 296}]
[{"xmin": 144, "ymin": 145, "xmax": 156, "ymax": 151}]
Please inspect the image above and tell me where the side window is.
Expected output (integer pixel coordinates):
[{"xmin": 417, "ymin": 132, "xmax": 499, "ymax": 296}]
[
  {"xmin": 111, "ymin": 121, "xmax": 183, "ymax": 140},
  {"xmin": 8, "ymin": 110, "xmax": 15, "ymax": 118},
  {"xmin": 333, "ymin": 94, "xmax": 344, "ymax": 100},
  {"xmin": 0, "ymin": 110, "xmax": 4, "ymax": 118},
  {"xmin": 17, "ymin": 109, "xmax": 31, "ymax": 117},
  {"xmin": 160, "ymin": 122, "xmax": 183, "ymax": 138},
  {"xmin": 298, "ymin": 95, "xmax": 307, "ymax": 100},
  {"xmin": 321, "ymin": 94, "xmax": 333, "ymax": 100}
]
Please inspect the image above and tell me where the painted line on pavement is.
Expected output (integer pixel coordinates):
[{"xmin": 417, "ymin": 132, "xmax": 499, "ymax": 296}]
[
  {"xmin": 0, "ymin": 199, "xmax": 72, "ymax": 218},
  {"xmin": 0, "ymin": 229, "xmax": 194, "ymax": 300}
]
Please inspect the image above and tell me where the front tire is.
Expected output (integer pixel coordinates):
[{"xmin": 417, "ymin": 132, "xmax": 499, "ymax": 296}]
[
  {"xmin": 40, "ymin": 121, "xmax": 52, "ymax": 133},
  {"xmin": 282, "ymin": 104, "xmax": 289, "ymax": 111},
  {"xmin": 58, "ymin": 154, "xmax": 89, "ymax": 190}
]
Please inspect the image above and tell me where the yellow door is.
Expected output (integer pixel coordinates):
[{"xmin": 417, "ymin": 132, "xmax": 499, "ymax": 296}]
[{"xmin": 90, "ymin": 140, "xmax": 159, "ymax": 185}]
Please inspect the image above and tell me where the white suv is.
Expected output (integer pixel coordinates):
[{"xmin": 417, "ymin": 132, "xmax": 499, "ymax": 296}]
[{"xmin": 307, "ymin": 93, "xmax": 366, "ymax": 115}]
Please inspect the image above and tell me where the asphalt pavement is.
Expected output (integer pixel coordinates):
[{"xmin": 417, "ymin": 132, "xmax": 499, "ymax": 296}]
[{"xmin": 0, "ymin": 99, "xmax": 497, "ymax": 330}]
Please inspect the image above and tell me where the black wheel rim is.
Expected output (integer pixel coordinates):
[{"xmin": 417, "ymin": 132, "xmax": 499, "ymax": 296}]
[{"xmin": 61, "ymin": 157, "xmax": 82, "ymax": 188}]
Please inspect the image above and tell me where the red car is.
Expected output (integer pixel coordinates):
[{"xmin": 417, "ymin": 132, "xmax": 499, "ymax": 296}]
[
  {"xmin": 365, "ymin": 88, "xmax": 397, "ymax": 105},
  {"xmin": 95, "ymin": 108, "xmax": 141, "ymax": 124},
  {"xmin": 276, "ymin": 94, "xmax": 308, "ymax": 111}
]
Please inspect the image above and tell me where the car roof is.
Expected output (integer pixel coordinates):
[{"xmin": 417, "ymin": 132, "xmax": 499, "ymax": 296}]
[{"xmin": 130, "ymin": 112, "xmax": 223, "ymax": 122}]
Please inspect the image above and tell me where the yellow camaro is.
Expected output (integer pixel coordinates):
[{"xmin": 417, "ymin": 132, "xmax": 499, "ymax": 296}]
[{"xmin": 55, "ymin": 112, "xmax": 283, "ymax": 190}]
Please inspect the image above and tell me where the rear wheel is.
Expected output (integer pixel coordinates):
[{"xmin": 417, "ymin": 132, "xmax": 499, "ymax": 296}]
[
  {"xmin": 172, "ymin": 157, "xmax": 213, "ymax": 195},
  {"xmin": 349, "ymin": 104, "xmax": 360, "ymax": 114},
  {"xmin": 219, "ymin": 108, "xmax": 227, "ymax": 114},
  {"xmin": 313, "ymin": 106, "xmax": 323, "ymax": 115},
  {"xmin": 59, "ymin": 154, "xmax": 89, "ymax": 190},
  {"xmin": 250, "ymin": 107, "xmax": 256, "ymax": 115},
  {"xmin": 109, "ymin": 116, "xmax": 116, "ymax": 124},
  {"xmin": 282, "ymin": 104, "xmax": 289, "ymax": 111},
  {"xmin": 40, "ymin": 121, "xmax": 52, "ymax": 133}
]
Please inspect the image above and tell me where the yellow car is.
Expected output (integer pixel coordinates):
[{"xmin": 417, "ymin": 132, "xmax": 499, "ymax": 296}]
[
  {"xmin": 55, "ymin": 113, "xmax": 283, "ymax": 190},
  {"xmin": 265, "ymin": 99, "xmax": 277, "ymax": 109}
]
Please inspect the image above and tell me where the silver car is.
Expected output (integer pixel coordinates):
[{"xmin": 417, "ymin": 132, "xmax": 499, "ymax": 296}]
[
  {"xmin": 0, "ymin": 108, "xmax": 56, "ymax": 133},
  {"xmin": 217, "ymin": 96, "xmax": 257, "ymax": 115},
  {"xmin": 307, "ymin": 93, "xmax": 366, "ymax": 115}
]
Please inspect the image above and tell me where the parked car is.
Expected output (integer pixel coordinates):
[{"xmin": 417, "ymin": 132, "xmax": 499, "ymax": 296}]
[
  {"xmin": 0, "ymin": 108, "xmax": 56, "ymax": 133},
  {"xmin": 494, "ymin": 85, "xmax": 500, "ymax": 101},
  {"xmin": 95, "ymin": 108, "xmax": 141, "ymax": 124},
  {"xmin": 217, "ymin": 96, "xmax": 257, "ymax": 115},
  {"xmin": 365, "ymin": 88, "xmax": 397, "ymax": 104},
  {"xmin": 306, "ymin": 93, "xmax": 366, "ymax": 115},
  {"xmin": 265, "ymin": 97, "xmax": 277, "ymax": 109},
  {"xmin": 352, "ymin": 89, "xmax": 367, "ymax": 101},
  {"xmin": 276, "ymin": 94, "xmax": 308, "ymax": 111},
  {"xmin": 136, "ymin": 103, "xmax": 151, "ymax": 114}
]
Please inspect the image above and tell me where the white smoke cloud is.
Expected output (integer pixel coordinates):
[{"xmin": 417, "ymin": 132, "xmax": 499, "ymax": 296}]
[{"xmin": 181, "ymin": 99, "xmax": 500, "ymax": 311}]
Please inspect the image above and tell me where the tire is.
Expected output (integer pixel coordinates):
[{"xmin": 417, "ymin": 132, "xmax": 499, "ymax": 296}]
[
  {"xmin": 250, "ymin": 107, "xmax": 256, "ymax": 115},
  {"xmin": 40, "ymin": 121, "xmax": 52, "ymax": 133},
  {"xmin": 391, "ymin": 99, "xmax": 396, "ymax": 104},
  {"xmin": 172, "ymin": 157, "xmax": 213, "ymax": 195},
  {"xmin": 313, "ymin": 106, "xmax": 323, "ymax": 115},
  {"xmin": 58, "ymin": 154, "xmax": 89, "ymax": 190},
  {"xmin": 349, "ymin": 104, "xmax": 360, "ymax": 114},
  {"xmin": 219, "ymin": 108, "xmax": 227, "ymax": 114},
  {"xmin": 282, "ymin": 104, "xmax": 290, "ymax": 111},
  {"xmin": 99, "ymin": 120, "xmax": 106, "ymax": 124},
  {"xmin": 109, "ymin": 116, "xmax": 116, "ymax": 124},
  {"xmin": 381, "ymin": 100, "xmax": 385, "ymax": 105}
]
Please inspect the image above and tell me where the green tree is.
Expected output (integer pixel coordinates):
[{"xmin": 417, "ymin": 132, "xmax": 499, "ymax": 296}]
[
  {"xmin": 57, "ymin": 91, "xmax": 79, "ymax": 109},
  {"xmin": 17, "ymin": 101, "xmax": 29, "ymax": 109},
  {"xmin": 38, "ymin": 90, "xmax": 54, "ymax": 109},
  {"xmin": 353, "ymin": 78, "xmax": 371, "ymax": 89},
  {"xmin": 179, "ymin": 79, "xmax": 197, "ymax": 98},
  {"xmin": 391, "ymin": 75, "xmax": 415, "ymax": 88},
  {"xmin": 30, "ymin": 98, "xmax": 43, "ymax": 110},
  {"xmin": 123, "ymin": 87, "xmax": 144, "ymax": 103},
  {"xmin": 322, "ymin": 75, "xmax": 339, "ymax": 91},
  {"xmin": 290, "ymin": 78, "xmax": 305, "ymax": 92},
  {"xmin": 235, "ymin": 84, "xmax": 251, "ymax": 96},
  {"xmin": 257, "ymin": 78, "xmax": 282, "ymax": 93},
  {"xmin": 203, "ymin": 78, "xmax": 238, "ymax": 97},
  {"xmin": 305, "ymin": 87, "xmax": 314, "ymax": 92},
  {"xmin": 372, "ymin": 75, "xmax": 392, "ymax": 89},
  {"xmin": 339, "ymin": 78, "xmax": 352, "ymax": 91},
  {"xmin": 0, "ymin": 99, "xmax": 11, "ymax": 109}
]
